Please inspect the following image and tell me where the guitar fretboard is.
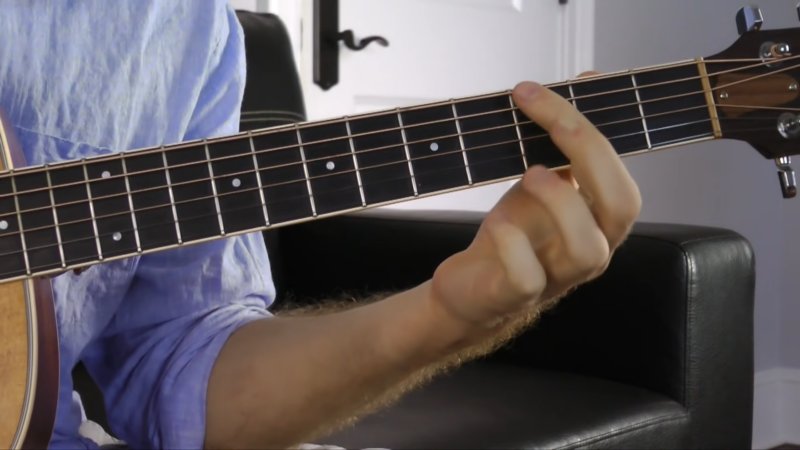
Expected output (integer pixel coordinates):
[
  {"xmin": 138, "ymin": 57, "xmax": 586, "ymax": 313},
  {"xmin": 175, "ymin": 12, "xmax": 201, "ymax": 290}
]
[{"xmin": 0, "ymin": 60, "xmax": 718, "ymax": 282}]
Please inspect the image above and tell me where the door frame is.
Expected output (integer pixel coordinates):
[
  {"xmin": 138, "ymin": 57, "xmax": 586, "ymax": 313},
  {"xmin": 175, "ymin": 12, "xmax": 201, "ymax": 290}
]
[{"xmin": 269, "ymin": 0, "xmax": 596, "ymax": 101}]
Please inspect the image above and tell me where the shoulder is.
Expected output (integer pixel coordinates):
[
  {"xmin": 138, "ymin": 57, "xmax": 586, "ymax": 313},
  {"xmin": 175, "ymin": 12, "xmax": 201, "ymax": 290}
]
[{"xmin": 0, "ymin": 0, "xmax": 247, "ymax": 160}]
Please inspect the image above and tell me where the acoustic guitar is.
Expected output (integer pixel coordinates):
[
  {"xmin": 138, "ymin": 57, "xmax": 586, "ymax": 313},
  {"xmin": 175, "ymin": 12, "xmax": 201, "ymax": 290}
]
[{"xmin": 1, "ymin": 5, "xmax": 797, "ymax": 447}]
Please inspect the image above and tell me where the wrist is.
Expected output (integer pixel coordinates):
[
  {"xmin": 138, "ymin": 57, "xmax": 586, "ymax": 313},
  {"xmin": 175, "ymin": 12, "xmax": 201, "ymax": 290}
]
[{"xmin": 375, "ymin": 281, "xmax": 499, "ymax": 368}]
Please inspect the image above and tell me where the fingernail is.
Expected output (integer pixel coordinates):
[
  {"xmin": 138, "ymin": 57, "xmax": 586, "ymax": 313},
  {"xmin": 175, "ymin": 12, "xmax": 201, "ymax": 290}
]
[
  {"xmin": 515, "ymin": 82, "xmax": 541, "ymax": 101},
  {"xmin": 528, "ymin": 165, "xmax": 551, "ymax": 182},
  {"xmin": 524, "ymin": 165, "xmax": 553, "ymax": 191}
]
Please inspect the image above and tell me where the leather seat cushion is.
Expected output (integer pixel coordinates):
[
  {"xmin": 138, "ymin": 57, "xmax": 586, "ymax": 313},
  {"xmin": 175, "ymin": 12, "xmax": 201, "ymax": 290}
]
[{"xmin": 326, "ymin": 362, "xmax": 689, "ymax": 449}]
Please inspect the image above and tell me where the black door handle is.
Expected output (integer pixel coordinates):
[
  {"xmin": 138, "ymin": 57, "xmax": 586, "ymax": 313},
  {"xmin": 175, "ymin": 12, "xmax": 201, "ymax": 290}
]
[
  {"xmin": 336, "ymin": 30, "xmax": 389, "ymax": 51},
  {"xmin": 313, "ymin": 0, "xmax": 390, "ymax": 90}
]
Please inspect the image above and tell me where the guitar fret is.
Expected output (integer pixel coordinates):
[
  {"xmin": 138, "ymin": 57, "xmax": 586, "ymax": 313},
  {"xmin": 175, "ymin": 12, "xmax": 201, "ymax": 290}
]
[
  {"xmin": 161, "ymin": 150, "xmax": 182, "ymax": 244},
  {"xmin": 10, "ymin": 176, "xmax": 32, "ymax": 274},
  {"xmin": 631, "ymin": 73, "xmax": 652, "ymax": 149},
  {"xmin": 396, "ymin": 109, "xmax": 418, "ymax": 196},
  {"xmin": 451, "ymin": 101, "xmax": 473, "ymax": 185},
  {"xmin": 81, "ymin": 164, "xmax": 103, "ymax": 260},
  {"xmin": 634, "ymin": 63, "xmax": 714, "ymax": 148},
  {"xmin": 204, "ymin": 141, "xmax": 226, "ymax": 235},
  {"xmin": 509, "ymin": 94, "xmax": 528, "ymax": 169},
  {"xmin": 345, "ymin": 119, "xmax": 367, "ymax": 207},
  {"xmin": 295, "ymin": 125, "xmax": 317, "ymax": 216},
  {"xmin": 44, "ymin": 170, "xmax": 66, "ymax": 267},
  {"xmin": 568, "ymin": 83, "xmax": 577, "ymax": 110},
  {"xmin": 348, "ymin": 114, "xmax": 415, "ymax": 206},
  {"xmin": 119, "ymin": 155, "xmax": 141, "ymax": 252},
  {"xmin": 249, "ymin": 133, "xmax": 271, "ymax": 226}
]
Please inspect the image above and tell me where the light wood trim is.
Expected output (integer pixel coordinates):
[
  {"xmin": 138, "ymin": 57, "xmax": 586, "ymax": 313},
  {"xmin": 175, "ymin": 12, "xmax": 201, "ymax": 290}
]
[{"xmin": 696, "ymin": 57, "xmax": 723, "ymax": 138}]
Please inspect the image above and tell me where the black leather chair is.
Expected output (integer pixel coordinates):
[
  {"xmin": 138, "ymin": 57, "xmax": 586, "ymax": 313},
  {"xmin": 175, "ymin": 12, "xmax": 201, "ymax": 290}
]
[
  {"xmin": 73, "ymin": 11, "xmax": 756, "ymax": 449},
  {"xmin": 235, "ymin": 11, "xmax": 756, "ymax": 450}
]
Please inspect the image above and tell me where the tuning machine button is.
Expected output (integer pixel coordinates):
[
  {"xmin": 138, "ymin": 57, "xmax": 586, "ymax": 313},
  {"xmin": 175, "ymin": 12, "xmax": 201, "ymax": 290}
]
[
  {"xmin": 775, "ymin": 157, "xmax": 797, "ymax": 198},
  {"xmin": 737, "ymin": 5, "xmax": 764, "ymax": 35},
  {"xmin": 778, "ymin": 113, "xmax": 800, "ymax": 139},
  {"xmin": 771, "ymin": 43, "xmax": 792, "ymax": 57}
]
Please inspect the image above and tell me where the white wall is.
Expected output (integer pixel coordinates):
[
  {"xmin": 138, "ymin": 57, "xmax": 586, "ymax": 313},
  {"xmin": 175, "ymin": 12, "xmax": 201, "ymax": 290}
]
[
  {"xmin": 595, "ymin": 0, "xmax": 792, "ymax": 374},
  {"xmin": 229, "ymin": 0, "xmax": 255, "ymax": 11},
  {"xmin": 229, "ymin": 0, "xmax": 268, "ymax": 12}
]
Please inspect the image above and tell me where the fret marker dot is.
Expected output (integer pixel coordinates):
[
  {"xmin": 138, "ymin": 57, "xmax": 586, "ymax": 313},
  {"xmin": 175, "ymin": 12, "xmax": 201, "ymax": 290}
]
[
  {"xmin": 101, "ymin": 171, "xmax": 111, "ymax": 179},
  {"xmin": 0, "ymin": 220, "xmax": 7, "ymax": 231},
  {"xmin": 232, "ymin": 178, "xmax": 242, "ymax": 188},
  {"xmin": 112, "ymin": 231, "xmax": 122, "ymax": 242},
  {"xmin": 326, "ymin": 161, "xmax": 335, "ymax": 171},
  {"xmin": 430, "ymin": 142, "xmax": 439, "ymax": 151}
]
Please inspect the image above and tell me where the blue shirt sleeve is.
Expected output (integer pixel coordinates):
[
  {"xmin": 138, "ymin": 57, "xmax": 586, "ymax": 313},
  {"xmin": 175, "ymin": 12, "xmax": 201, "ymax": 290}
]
[{"xmin": 77, "ymin": 6, "xmax": 275, "ymax": 449}]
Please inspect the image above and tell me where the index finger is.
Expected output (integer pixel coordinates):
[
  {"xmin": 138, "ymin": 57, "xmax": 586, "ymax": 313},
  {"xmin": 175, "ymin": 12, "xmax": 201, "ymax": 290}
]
[
  {"xmin": 553, "ymin": 71, "xmax": 600, "ymax": 188},
  {"xmin": 511, "ymin": 81, "xmax": 641, "ymax": 244}
]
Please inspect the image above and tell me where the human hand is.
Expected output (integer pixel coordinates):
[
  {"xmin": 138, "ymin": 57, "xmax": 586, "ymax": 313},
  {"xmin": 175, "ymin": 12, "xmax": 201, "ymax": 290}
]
[
  {"xmin": 428, "ymin": 72, "xmax": 641, "ymax": 328},
  {"xmin": 554, "ymin": 71, "xmax": 600, "ymax": 187}
]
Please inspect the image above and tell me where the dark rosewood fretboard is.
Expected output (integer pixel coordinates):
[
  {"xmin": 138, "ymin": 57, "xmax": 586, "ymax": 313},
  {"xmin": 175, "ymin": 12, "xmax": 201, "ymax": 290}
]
[{"xmin": 0, "ymin": 59, "xmax": 722, "ymax": 282}]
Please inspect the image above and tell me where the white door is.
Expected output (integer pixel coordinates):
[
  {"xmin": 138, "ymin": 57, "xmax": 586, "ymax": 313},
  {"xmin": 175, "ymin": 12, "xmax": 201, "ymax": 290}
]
[{"xmin": 244, "ymin": 0, "xmax": 595, "ymax": 211}]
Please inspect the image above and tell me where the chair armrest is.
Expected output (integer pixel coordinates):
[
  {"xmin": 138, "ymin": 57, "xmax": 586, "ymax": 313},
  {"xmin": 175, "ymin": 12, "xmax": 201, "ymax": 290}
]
[{"xmin": 278, "ymin": 208, "xmax": 755, "ymax": 447}]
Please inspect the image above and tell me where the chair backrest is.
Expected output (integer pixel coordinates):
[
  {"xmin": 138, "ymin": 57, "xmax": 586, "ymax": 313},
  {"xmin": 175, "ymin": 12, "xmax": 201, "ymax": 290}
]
[
  {"xmin": 235, "ymin": 10, "xmax": 308, "ymax": 302},
  {"xmin": 235, "ymin": 10, "xmax": 307, "ymax": 130}
]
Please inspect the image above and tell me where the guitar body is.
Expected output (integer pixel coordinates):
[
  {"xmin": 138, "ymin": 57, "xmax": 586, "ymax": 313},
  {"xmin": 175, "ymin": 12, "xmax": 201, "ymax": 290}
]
[{"xmin": 0, "ymin": 111, "xmax": 60, "ymax": 449}]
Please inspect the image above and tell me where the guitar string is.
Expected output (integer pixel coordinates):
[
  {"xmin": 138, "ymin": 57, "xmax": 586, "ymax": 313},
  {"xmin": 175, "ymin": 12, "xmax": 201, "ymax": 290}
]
[
  {"xmin": 0, "ymin": 114, "xmax": 781, "ymax": 273},
  {"xmin": 0, "ymin": 102, "xmax": 766, "ymax": 229},
  {"xmin": 0, "ymin": 126, "xmax": 718, "ymax": 268},
  {"xmin": 2, "ymin": 53, "xmax": 798, "ymax": 216},
  {"xmin": 0, "ymin": 53, "xmax": 794, "ymax": 203},
  {"xmin": 0, "ymin": 52, "xmax": 795, "ymax": 243},
  {"xmin": 0, "ymin": 116, "xmax": 778, "ymax": 277},
  {"xmin": 0, "ymin": 117, "xmax": 780, "ymax": 276},
  {"xmin": 0, "ymin": 85, "xmax": 790, "ymax": 237},
  {"xmin": 0, "ymin": 55, "xmax": 797, "ymax": 270},
  {"xmin": 1, "ymin": 101, "xmax": 724, "ymax": 219}
]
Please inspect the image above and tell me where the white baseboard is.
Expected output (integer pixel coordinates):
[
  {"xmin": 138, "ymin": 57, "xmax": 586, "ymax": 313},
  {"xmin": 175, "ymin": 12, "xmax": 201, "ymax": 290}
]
[{"xmin": 753, "ymin": 368, "xmax": 800, "ymax": 449}]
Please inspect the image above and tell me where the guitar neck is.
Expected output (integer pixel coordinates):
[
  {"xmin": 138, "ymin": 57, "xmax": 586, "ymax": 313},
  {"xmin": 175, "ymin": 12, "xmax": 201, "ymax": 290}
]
[{"xmin": 0, "ymin": 57, "xmax": 722, "ymax": 283}]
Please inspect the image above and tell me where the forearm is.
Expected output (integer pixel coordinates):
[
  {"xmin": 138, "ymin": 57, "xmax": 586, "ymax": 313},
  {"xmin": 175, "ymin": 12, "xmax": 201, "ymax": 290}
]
[{"xmin": 204, "ymin": 281, "xmax": 491, "ymax": 449}]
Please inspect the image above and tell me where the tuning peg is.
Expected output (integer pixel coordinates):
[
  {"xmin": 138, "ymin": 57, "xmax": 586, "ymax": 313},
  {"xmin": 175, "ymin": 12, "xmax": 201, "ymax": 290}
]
[
  {"xmin": 775, "ymin": 157, "xmax": 797, "ymax": 198},
  {"xmin": 736, "ymin": 5, "xmax": 764, "ymax": 35}
]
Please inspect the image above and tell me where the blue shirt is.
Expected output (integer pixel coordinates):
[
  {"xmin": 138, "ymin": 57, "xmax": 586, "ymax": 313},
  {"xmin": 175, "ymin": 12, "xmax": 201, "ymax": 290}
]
[{"xmin": 0, "ymin": 1, "xmax": 275, "ymax": 448}]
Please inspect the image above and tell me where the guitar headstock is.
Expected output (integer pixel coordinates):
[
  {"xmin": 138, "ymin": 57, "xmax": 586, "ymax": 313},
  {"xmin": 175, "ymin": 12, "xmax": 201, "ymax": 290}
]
[{"xmin": 708, "ymin": 5, "xmax": 800, "ymax": 198}]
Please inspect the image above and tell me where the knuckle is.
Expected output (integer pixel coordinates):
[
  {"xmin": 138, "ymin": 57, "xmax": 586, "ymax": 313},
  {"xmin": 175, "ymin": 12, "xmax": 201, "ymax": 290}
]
[
  {"xmin": 566, "ymin": 234, "xmax": 610, "ymax": 276},
  {"xmin": 600, "ymin": 186, "xmax": 642, "ymax": 231},
  {"xmin": 505, "ymin": 253, "xmax": 546, "ymax": 299},
  {"xmin": 512, "ymin": 272, "xmax": 545, "ymax": 299},
  {"xmin": 587, "ymin": 238, "xmax": 611, "ymax": 270},
  {"xmin": 606, "ymin": 203, "xmax": 639, "ymax": 230},
  {"xmin": 589, "ymin": 255, "xmax": 613, "ymax": 281}
]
